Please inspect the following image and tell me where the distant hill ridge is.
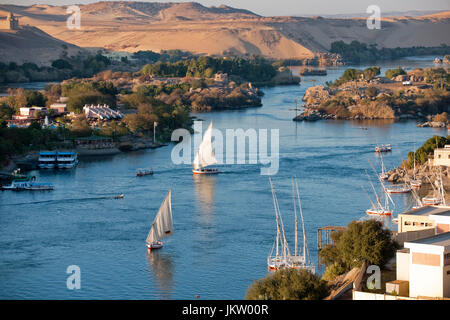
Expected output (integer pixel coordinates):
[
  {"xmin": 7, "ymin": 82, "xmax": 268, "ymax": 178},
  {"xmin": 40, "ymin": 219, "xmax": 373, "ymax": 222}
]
[{"xmin": 0, "ymin": 2, "xmax": 449, "ymax": 64}]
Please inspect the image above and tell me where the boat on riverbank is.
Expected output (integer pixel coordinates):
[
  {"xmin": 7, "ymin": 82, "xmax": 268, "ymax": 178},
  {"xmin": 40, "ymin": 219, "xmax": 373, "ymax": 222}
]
[
  {"xmin": 267, "ymin": 178, "xmax": 315, "ymax": 273},
  {"xmin": 192, "ymin": 121, "xmax": 220, "ymax": 175},
  {"xmin": 146, "ymin": 190, "xmax": 173, "ymax": 250},
  {"xmin": 366, "ymin": 173, "xmax": 394, "ymax": 216},
  {"xmin": 386, "ymin": 184, "xmax": 412, "ymax": 194},
  {"xmin": 378, "ymin": 153, "xmax": 389, "ymax": 181},
  {"xmin": 74, "ymin": 136, "xmax": 120, "ymax": 157},
  {"xmin": 38, "ymin": 151, "xmax": 57, "ymax": 169},
  {"xmin": 56, "ymin": 151, "xmax": 78, "ymax": 169}
]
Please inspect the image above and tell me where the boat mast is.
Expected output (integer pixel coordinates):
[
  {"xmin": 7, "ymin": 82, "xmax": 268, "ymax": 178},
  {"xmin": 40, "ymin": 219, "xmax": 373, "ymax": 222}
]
[
  {"xmin": 294, "ymin": 176, "xmax": 310, "ymax": 264},
  {"xmin": 269, "ymin": 178, "xmax": 280, "ymax": 259},
  {"xmin": 292, "ymin": 178, "xmax": 298, "ymax": 257}
]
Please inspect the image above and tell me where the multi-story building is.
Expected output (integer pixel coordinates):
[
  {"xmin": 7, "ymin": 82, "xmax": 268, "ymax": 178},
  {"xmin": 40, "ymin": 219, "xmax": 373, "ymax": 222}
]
[
  {"xmin": 433, "ymin": 145, "xmax": 450, "ymax": 167},
  {"xmin": 397, "ymin": 232, "xmax": 450, "ymax": 298}
]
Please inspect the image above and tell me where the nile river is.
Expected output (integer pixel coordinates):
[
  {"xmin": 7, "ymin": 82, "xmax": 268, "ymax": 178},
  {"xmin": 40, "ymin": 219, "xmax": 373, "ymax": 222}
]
[{"xmin": 0, "ymin": 56, "xmax": 447, "ymax": 299}]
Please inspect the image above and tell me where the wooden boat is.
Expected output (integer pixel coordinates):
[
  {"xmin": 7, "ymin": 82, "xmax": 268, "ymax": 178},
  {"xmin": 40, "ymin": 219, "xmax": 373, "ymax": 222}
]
[
  {"xmin": 378, "ymin": 153, "xmax": 389, "ymax": 181},
  {"xmin": 267, "ymin": 178, "xmax": 289, "ymax": 271},
  {"xmin": 375, "ymin": 144, "xmax": 392, "ymax": 153},
  {"xmin": 267, "ymin": 178, "xmax": 315, "ymax": 273},
  {"xmin": 192, "ymin": 121, "xmax": 220, "ymax": 175},
  {"xmin": 288, "ymin": 177, "xmax": 315, "ymax": 273},
  {"xmin": 137, "ymin": 169, "xmax": 153, "ymax": 177},
  {"xmin": 386, "ymin": 185, "xmax": 412, "ymax": 194},
  {"xmin": 422, "ymin": 169, "xmax": 446, "ymax": 206},
  {"xmin": 146, "ymin": 190, "xmax": 173, "ymax": 250},
  {"xmin": 410, "ymin": 147, "xmax": 421, "ymax": 188},
  {"xmin": 365, "ymin": 174, "xmax": 394, "ymax": 216}
]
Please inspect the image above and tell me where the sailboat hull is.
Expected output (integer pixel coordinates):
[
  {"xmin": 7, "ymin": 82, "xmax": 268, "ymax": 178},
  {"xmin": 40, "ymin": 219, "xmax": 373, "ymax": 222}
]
[
  {"xmin": 192, "ymin": 168, "xmax": 220, "ymax": 175},
  {"xmin": 147, "ymin": 241, "xmax": 163, "ymax": 250},
  {"xmin": 366, "ymin": 209, "xmax": 392, "ymax": 216}
]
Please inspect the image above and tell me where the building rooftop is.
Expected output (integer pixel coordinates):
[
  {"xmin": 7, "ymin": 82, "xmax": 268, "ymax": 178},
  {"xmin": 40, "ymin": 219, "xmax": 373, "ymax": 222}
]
[
  {"xmin": 405, "ymin": 231, "xmax": 450, "ymax": 248},
  {"xmin": 399, "ymin": 206, "xmax": 450, "ymax": 217}
]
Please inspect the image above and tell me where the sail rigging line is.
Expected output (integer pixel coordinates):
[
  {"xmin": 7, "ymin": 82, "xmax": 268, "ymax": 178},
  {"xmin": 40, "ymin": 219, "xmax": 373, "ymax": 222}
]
[
  {"xmin": 294, "ymin": 176, "xmax": 312, "ymax": 267},
  {"xmin": 291, "ymin": 177, "xmax": 298, "ymax": 257}
]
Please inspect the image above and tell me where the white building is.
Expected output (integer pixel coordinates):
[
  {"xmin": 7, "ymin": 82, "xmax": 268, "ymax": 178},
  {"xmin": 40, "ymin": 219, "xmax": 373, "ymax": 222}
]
[
  {"xmin": 83, "ymin": 104, "xmax": 124, "ymax": 120},
  {"xmin": 433, "ymin": 145, "xmax": 450, "ymax": 167},
  {"xmin": 397, "ymin": 232, "xmax": 450, "ymax": 298},
  {"xmin": 49, "ymin": 103, "xmax": 67, "ymax": 114}
]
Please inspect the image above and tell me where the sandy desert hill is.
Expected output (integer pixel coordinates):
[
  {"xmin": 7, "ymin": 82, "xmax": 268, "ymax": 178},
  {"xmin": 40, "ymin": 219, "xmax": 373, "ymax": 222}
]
[{"xmin": 0, "ymin": 1, "xmax": 449, "ymax": 64}]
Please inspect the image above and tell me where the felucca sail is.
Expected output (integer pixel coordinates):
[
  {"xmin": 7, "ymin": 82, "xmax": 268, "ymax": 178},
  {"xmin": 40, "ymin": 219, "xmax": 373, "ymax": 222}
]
[
  {"xmin": 146, "ymin": 190, "xmax": 173, "ymax": 245},
  {"xmin": 193, "ymin": 122, "xmax": 217, "ymax": 170}
]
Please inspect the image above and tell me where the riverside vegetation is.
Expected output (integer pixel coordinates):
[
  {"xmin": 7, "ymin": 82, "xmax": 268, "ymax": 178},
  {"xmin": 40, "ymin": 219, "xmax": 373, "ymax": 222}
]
[
  {"xmin": 0, "ymin": 53, "xmax": 301, "ymax": 168},
  {"xmin": 245, "ymin": 220, "xmax": 398, "ymax": 300}
]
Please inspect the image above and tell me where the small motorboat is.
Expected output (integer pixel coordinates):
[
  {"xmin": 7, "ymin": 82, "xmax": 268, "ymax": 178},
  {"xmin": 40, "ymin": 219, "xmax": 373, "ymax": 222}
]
[
  {"xmin": 375, "ymin": 144, "xmax": 392, "ymax": 153},
  {"xmin": 137, "ymin": 169, "xmax": 153, "ymax": 177},
  {"xmin": 114, "ymin": 194, "xmax": 124, "ymax": 199}
]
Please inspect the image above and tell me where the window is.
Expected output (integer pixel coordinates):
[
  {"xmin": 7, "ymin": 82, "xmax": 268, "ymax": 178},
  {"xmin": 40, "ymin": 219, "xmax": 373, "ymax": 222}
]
[{"xmin": 404, "ymin": 221, "xmax": 411, "ymax": 226}]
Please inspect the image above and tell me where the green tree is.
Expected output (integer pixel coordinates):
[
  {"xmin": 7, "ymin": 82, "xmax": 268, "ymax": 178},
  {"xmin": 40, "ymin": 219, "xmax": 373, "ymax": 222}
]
[
  {"xmin": 385, "ymin": 67, "xmax": 406, "ymax": 79},
  {"xmin": 245, "ymin": 269, "xmax": 329, "ymax": 300},
  {"xmin": 337, "ymin": 220, "xmax": 398, "ymax": 269}
]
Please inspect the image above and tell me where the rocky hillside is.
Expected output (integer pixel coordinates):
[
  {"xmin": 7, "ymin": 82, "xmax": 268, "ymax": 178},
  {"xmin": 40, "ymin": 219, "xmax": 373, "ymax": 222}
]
[
  {"xmin": 0, "ymin": 25, "xmax": 84, "ymax": 65},
  {"xmin": 0, "ymin": 2, "xmax": 449, "ymax": 63}
]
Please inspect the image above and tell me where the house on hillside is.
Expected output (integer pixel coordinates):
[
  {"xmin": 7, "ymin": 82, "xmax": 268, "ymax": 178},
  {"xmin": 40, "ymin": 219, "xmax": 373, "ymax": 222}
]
[{"xmin": 0, "ymin": 12, "xmax": 19, "ymax": 30}]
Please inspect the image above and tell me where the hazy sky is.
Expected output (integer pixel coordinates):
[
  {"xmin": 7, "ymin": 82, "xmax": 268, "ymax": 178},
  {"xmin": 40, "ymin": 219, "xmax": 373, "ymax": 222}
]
[{"xmin": 1, "ymin": 0, "xmax": 449, "ymax": 16}]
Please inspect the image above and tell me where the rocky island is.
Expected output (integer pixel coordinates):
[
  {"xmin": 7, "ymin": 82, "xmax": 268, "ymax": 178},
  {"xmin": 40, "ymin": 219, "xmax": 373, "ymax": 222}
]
[{"xmin": 294, "ymin": 66, "xmax": 450, "ymax": 122}]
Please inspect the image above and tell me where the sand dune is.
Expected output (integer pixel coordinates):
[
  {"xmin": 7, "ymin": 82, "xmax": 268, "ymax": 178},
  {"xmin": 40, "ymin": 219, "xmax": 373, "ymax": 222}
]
[{"xmin": 0, "ymin": 2, "xmax": 449, "ymax": 64}]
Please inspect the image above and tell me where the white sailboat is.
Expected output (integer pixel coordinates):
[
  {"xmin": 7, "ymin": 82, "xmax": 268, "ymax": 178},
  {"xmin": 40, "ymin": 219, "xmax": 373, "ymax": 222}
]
[
  {"xmin": 366, "ymin": 172, "xmax": 394, "ymax": 216},
  {"xmin": 267, "ymin": 178, "xmax": 315, "ymax": 273},
  {"xmin": 410, "ymin": 146, "xmax": 421, "ymax": 188},
  {"xmin": 386, "ymin": 167, "xmax": 412, "ymax": 194},
  {"xmin": 146, "ymin": 190, "xmax": 174, "ymax": 250},
  {"xmin": 267, "ymin": 178, "xmax": 290, "ymax": 271},
  {"xmin": 288, "ymin": 177, "xmax": 315, "ymax": 273},
  {"xmin": 192, "ymin": 121, "xmax": 220, "ymax": 174},
  {"xmin": 378, "ymin": 153, "xmax": 389, "ymax": 181},
  {"xmin": 422, "ymin": 168, "xmax": 446, "ymax": 206}
]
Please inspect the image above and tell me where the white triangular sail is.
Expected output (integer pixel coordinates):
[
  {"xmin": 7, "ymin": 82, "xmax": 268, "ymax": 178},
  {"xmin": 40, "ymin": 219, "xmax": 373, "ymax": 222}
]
[
  {"xmin": 146, "ymin": 190, "xmax": 173, "ymax": 245},
  {"xmin": 193, "ymin": 122, "xmax": 217, "ymax": 170}
]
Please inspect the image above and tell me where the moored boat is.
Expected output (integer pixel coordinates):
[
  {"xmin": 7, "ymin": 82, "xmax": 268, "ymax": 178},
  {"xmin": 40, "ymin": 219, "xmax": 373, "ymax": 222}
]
[
  {"xmin": 386, "ymin": 185, "xmax": 412, "ymax": 194},
  {"xmin": 38, "ymin": 151, "xmax": 57, "ymax": 169},
  {"xmin": 57, "ymin": 151, "xmax": 78, "ymax": 169},
  {"xmin": 267, "ymin": 177, "xmax": 315, "ymax": 273}
]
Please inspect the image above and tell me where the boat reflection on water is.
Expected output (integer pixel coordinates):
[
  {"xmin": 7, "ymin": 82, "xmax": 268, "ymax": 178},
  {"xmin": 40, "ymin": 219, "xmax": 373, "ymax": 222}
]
[
  {"xmin": 192, "ymin": 174, "xmax": 217, "ymax": 217},
  {"xmin": 146, "ymin": 250, "xmax": 174, "ymax": 299}
]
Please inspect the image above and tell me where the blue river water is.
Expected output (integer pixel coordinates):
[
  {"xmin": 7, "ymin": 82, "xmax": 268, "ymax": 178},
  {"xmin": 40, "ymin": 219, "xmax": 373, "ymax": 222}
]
[{"xmin": 0, "ymin": 56, "xmax": 447, "ymax": 299}]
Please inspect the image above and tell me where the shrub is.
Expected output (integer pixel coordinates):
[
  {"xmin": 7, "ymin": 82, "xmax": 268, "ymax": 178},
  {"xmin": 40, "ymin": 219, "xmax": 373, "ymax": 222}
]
[
  {"xmin": 385, "ymin": 67, "xmax": 406, "ymax": 79},
  {"xmin": 366, "ymin": 86, "xmax": 378, "ymax": 98},
  {"xmin": 245, "ymin": 269, "xmax": 329, "ymax": 300}
]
